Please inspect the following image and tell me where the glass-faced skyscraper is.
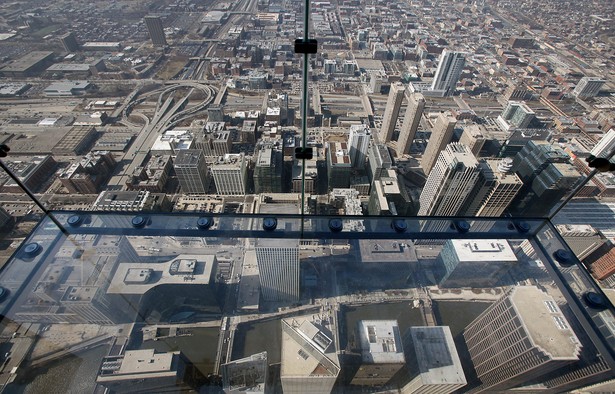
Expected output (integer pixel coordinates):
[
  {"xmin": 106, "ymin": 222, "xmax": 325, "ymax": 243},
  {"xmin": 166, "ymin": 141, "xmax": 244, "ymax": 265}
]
[{"xmin": 144, "ymin": 15, "xmax": 167, "ymax": 47}]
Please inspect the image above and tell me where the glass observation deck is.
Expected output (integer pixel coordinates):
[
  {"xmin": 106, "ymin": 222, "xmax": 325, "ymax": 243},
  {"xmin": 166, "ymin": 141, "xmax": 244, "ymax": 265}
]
[
  {"xmin": 0, "ymin": 212, "xmax": 612, "ymax": 393},
  {"xmin": 0, "ymin": 0, "xmax": 613, "ymax": 392}
]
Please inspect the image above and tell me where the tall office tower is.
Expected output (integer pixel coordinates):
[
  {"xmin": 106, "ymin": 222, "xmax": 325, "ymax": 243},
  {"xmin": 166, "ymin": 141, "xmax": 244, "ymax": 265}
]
[
  {"xmin": 497, "ymin": 101, "xmax": 536, "ymax": 130},
  {"xmin": 280, "ymin": 313, "xmax": 340, "ymax": 393},
  {"xmin": 256, "ymin": 239, "xmax": 299, "ymax": 302},
  {"xmin": 396, "ymin": 92, "xmax": 425, "ymax": 156},
  {"xmin": 254, "ymin": 147, "xmax": 283, "ymax": 193},
  {"xmin": 144, "ymin": 16, "xmax": 167, "ymax": 46},
  {"xmin": 221, "ymin": 352, "xmax": 268, "ymax": 394},
  {"xmin": 327, "ymin": 142, "xmax": 352, "ymax": 190},
  {"xmin": 438, "ymin": 239, "xmax": 517, "ymax": 288},
  {"xmin": 463, "ymin": 158, "xmax": 522, "ymax": 217},
  {"xmin": 348, "ymin": 124, "xmax": 371, "ymax": 168},
  {"xmin": 573, "ymin": 77, "xmax": 606, "ymax": 99},
  {"xmin": 418, "ymin": 143, "xmax": 480, "ymax": 216},
  {"xmin": 207, "ymin": 105, "xmax": 225, "ymax": 122},
  {"xmin": 421, "ymin": 112, "xmax": 457, "ymax": 175},
  {"xmin": 174, "ymin": 150, "xmax": 209, "ymax": 194},
  {"xmin": 459, "ymin": 124, "xmax": 486, "ymax": 157},
  {"xmin": 430, "ymin": 50, "xmax": 467, "ymax": 96},
  {"xmin": 368, "ymin": 144, "xmax": 393, "ymax": 184},
  {"xmin": 591, "ymin": 128, "xmax": 615, "ymax": 159},
  {"xmin": 210, "ymin": 154, "xmax": 248, "ymax": 195},
  {"xmin": 350, "ymin": 320, "xmax": 405, "ymax": 387},
  {"xmin": 401, "ymin": 326, "xmax": 466, "ymax": 394},
  {"xmin": 508, "ymin": 141, "xmax": 580, "ymax": 216},
  {"xmin": 59, "ymin": 32, "xmax": 79, "ymax": 52},
  {"xmin": 368, "ymin": 169, "xmax": 415, "ymax": 216},
  {"xmin": 463, "ymin": 286, "xmax": 581, "ymax": 393},
  {"xmin": 380, "ymin": 82, "xmax": 405, "ymax": 142}
]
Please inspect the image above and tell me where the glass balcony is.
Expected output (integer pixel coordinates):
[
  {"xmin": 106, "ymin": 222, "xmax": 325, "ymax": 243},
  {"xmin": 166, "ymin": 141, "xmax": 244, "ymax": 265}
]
[{"xmin": 0, "ymin": 212, "xmax": 612, "ymax": 393}]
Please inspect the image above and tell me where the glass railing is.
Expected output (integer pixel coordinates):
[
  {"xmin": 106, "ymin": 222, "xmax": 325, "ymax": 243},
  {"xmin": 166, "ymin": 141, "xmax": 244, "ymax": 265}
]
[{"xmin": 0, "ymin": 212, "xmax": 612, "ymax": 393}]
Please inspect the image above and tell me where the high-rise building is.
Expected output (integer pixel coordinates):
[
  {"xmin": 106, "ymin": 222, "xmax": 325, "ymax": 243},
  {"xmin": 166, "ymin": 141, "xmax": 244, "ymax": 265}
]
[
  {"xmin": 254, "ymin": 146, "xmax": 283, "ymax": 193},
  {"xmin": 573, "ymin": 77, "xmax": 605, "ymax": 99},
  {"xmin": 396, "ymin": 92, "xmax": 425, "ymax": 156},
  {"xmin": 497, "ymin": 101, "xmax": 536, "ymax": 131},
  {"xmin": 368, "ymin": 169, "xmax": 415, "ymax": 216},
  {"xmin": 97, "ymin": 350, "xmax": 193, "ymax": 393},
  {"xmin": 464, "ymin": 286, "xmax": 581, "ymax": 393},
  {"xmin": 327, "ymin": 142, "xmax": 352, "ymax": 190},
  {"xmin": 144, "ymin": 16, "xmax": 167, "ymax": 46},
  {"xmin": 281, "ymin": 313, "xmax": 340, "ymax": 393},
  {"xmin": 255, "ymin": 238, "xmax": 300, "ymax": 302},
  {"xmin": 419, "ymin": 143, "xmax": 480, "ymax": 216},
  {"xmin": 59, "ymin": 32, "xmax": 79, "ymax": 52},
  {"xmin": 438, "ymin": 239, "xmax": 518, "ymax": 288},
  {"xmin": 207, "ymin": 105, "xmax": 225, "ymax": 122},
  {"xmin": 221, "ymin": 352, "xmax": 268, "ymax": 394},
  {"xmin": 459, "ymin": 124, "xmax": 486, "ymax": 157},
  {"xmin": 380, "ymin": 82, "xmax": 405, "ymax": 142},
  {"xmin": 401, "ymin": 326, "xmax": 466, "ymax": 394},
  {"xmin": 348, "ymin": 124, "xmax": 371, "ymax": 168},
  {"xmin": 351, "ymin": 320, "xmax": 405, "ymax": 387},
  {"xmin": 368, "ymin": 144, "xmax": 393, "ymax": 184},
  {"xmin": 421, "ymin": 112, "xmax": 457, "ymax": 175},
  {"xmin": 463, "ymin": 158, "xmax": 522, "ymax": 217},
  {"xmin": 590, "ymin": 128, "xmax": 615, "ymax": 159},
  {"xmin": 210, "ymin": 154, "xmax": 248, "ymax": 195},
  {"xmin": 508, "ymin": 141, "xmax": 580, "ymax": 216},
  {"xmin": 430, "ymin": 50, "xmax": 467, "ymax": 96},
  {"xmin": 174, "ymin": 149, "xmax": 210, "ymax": 194}
]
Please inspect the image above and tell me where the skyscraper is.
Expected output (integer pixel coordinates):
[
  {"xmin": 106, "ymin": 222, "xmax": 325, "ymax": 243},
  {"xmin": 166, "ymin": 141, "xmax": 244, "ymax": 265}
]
[
  {"xmin": 462, "ymin": 158, "xmax": 523, "ymax": 217},
  {"xmin": 174, "ymin": 150, "xmax": 209, "ymax": 194},
  {"xmin": 367, "ymin": 144, "xmax": 393, "ymax": 184},
  {"xmin": 348, "ymin": 124, "xmax": 371, "ymax": 168},
  {"xmin": 508, "ymin": 141, "xmax": 580, "ymax": 216},
  {"xmin": 281, "ymin": 313, "xmax": 340, "ymax": 393},
  {"xmin": 573, "ymin": 77, "xmax": 605, "ymax": 99},
  {"xmin": 144, "ymin": 16, "xmax": 167, "ymax": 47},
  {"xmin": 256, "ymin": 238, "xmax": 300, "ymax": 302},
  {"xmin": 401, "ymin": 326, "xmax": 466, "ymax": 394},
  {"xmin": 254, "ymin": 146, "xmax": 283, "ymax": 193},
  {"xmin": 210, "ymin": 154, "xmax": 248, "ymax": 195},
  {"xmin": 207, "ymin": 105, "xmax": 225, "ymax": 122},
  {"xmin": 590, "ymin": 128, "xmax": 615, "ymax": 159},
  {"xmin": 59, "ymin": 32, "xmax": 79, "ymax": 52},
  {"xmin": 396, "ymin": 92, "xmax": 425, "ymax": 156},
  {"xmin": 430, "ymin": 50, "xmax": 466, "ymax": 96},
  {"xmin": 327, "ymin": 142, "xmax": 352, "ymax": 190},
  {"xmin": 497, "ymin": 101, "xmax": 536, "ymax": 130},
  {"xmin": 421, "ymin": 112, "xmax": 457, "ymax": 175},
  {"xmin": 438, "ymin": 239, "xmax": 517, "ymax": 288},
  {"xmin": 380, "ymin": 82, "xmax": 405, "ymax": 142},
  {"xmin": 368, "ymin": 169, "xmax": 415, "ymax": 216},
  {"xmin": 351, "ymin": 320, "xmax": 406, "ymax": 387},
  {"xmin": 418, "ymin": 143, "xmax": 480, "ymax": 216},
  {"xmin": 464, "ymin": 286, "xmax": 581, "ymax": 393}
]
